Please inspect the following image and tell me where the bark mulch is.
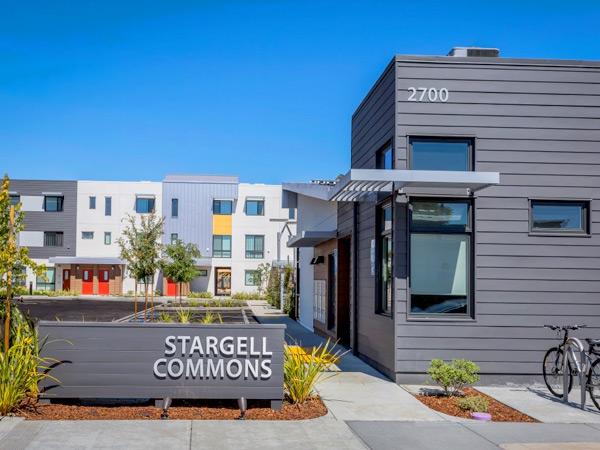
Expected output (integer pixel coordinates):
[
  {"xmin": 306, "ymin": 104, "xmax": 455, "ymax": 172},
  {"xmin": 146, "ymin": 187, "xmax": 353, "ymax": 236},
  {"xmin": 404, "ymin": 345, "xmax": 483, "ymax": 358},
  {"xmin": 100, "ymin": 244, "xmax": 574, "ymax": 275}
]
[
  {"xmin": 415, "ymin": 387, "xmax": 538, "ymax": 422},
  {"xmin": 16, "ymin": 396, "xmax": 327, "ymax": 421}
]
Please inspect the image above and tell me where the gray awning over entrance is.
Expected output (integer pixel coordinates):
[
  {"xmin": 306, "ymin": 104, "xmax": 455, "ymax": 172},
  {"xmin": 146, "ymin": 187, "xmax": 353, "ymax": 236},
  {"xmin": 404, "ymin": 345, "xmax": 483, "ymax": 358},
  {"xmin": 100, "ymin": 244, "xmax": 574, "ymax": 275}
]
[
  {"xmin": 287, "ymin": 231, "xmax": 337, "ymax": 248},
  {"xmin": 327, "ymin": 169, "xmax": 500, "ymax": 201},
  {"xmin": 49, "ymin": 257, "xmax": 126, "ymax": 265}
]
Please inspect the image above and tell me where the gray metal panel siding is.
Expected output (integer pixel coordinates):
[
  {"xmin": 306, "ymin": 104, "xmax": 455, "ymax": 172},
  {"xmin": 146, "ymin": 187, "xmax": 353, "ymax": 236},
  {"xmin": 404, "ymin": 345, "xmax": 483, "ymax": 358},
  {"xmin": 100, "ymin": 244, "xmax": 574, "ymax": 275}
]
[
  {"xmin": 348, "ymin": 60, "xmax": 397, "ymax": 375},
  {"xmin": 11, "ymin": 180, "xmax": 77, "ymax": 258},
  {"xmin": 162, "ymin": 181, "xmax": 238, "ymax": 257},
  {"xmin": 392, "ymin": 58, "xmax": 600, "ymax": 378}
]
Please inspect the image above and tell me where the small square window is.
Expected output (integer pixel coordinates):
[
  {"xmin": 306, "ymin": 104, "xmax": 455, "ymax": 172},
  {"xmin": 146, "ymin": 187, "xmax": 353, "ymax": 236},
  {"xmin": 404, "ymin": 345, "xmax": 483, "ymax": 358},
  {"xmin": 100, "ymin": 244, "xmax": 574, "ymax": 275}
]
[
  {"xmin": 89, "ymin": 196, "xmax": 96, "ymax": 209},
  {"xmin": 198, "ymin": 269, "xmax": 208, "ymax": 277},
  {"xmin": 213, "ymin": 200, "xmax": 232, "ymax": 215},
  {"xmin": 530, "ymin": 200, "xmax": 589, "ymax": 234},
  {"xmin": 246, "ymin": 200, "xmax": 264, "ymax": 216},
  {"xmin": 171, "ymin": 233, "xmax": 178, "ymax": 244},
  {"xmin": 44, "ymin": 232, "xmax": 63, "ymax": 247},
  {"xmin": 10, "ymin": 195, "xmax": 20, "ymax": 207},
  {"xmin": 82, "ymin": 231, "xmax": 94, "ymax": 240},
  {"xmin": 136, "ymin": 197, "xmax": 155, "ymax": 213},
  {"xmin": 245, "ymin": 270, "xmax": 259, "ymax": 286},
  {"xmin": 44, "ymin": 196, "xmax": 64, "ymax": 212},
  {"xmin": 104, "ymin": 232, "xmax": 111, "ymax": 245}
]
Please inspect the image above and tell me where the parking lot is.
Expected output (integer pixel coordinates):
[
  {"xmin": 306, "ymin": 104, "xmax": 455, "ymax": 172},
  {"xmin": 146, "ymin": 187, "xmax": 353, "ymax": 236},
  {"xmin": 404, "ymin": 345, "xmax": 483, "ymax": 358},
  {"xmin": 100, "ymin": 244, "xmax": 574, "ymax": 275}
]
[{"xmin": 15, "ymin": 297, "xmax": 141, "ymax": 322}]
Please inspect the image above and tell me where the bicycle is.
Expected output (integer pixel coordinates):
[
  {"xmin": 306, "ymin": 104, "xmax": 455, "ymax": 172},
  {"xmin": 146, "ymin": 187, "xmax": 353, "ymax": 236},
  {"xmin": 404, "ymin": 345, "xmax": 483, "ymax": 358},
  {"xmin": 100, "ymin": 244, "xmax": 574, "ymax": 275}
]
[{"xmin": 542, "ymin": 324, "xmax": 600, "ymax": 410}]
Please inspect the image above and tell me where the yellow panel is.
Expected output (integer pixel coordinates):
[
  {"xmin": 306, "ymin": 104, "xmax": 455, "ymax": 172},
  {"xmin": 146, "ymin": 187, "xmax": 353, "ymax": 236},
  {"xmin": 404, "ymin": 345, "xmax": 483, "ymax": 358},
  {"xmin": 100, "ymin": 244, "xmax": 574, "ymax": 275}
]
[{"xmin": 213, "ymin": 214, "xmax": 232, "ymax": 235}]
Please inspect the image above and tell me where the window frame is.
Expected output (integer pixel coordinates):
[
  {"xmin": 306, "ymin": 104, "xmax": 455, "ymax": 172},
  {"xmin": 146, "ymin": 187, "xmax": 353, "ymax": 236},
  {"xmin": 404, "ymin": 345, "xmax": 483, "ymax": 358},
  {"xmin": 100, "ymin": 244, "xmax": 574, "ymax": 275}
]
[
  {"xmin": 171, "ymin": 198, "xmax": 178, "ymax": 218},
  {"xmin": 44, "ymin": 196, "xmax": 64, "ymax": 212},
  {"xmin": 376, "ymin": 200, "xmax": 393, "ymax": 315},
  {"xmin": 105, "ymin": 197, "xmax": 112, "ymax": 216},
  {"xmin": 81, "ymin": 231, "xmax": 94, "ymax": 240},
  {"xmin": 213, "ymin": 235, "xmax": 232, "ymax": 258},
  {"xmin": 9, "ymin": 195, "xmax": 20, "ymax": 207},
  {"xmin": 245, "ymin": 199, "xmax": 265, "ymax": 216},
  {"xmin": 213, "ymin": 199, "xmax": 233, "ymax": 215},
  {"xmin": 104, "ymin": 232, "xmax": 111, "ymax": 245},
  {"xmin": 245, "ymin": 270, "xmax": 259, "ymax": 286},
  {"xmin": 89, "ymin": 196, "xmax": 96, "ymax": 209},
  {"xmin": 170, "ymin": 233, "xmax": 179, "ymax": 245},
  {"xmin": 408, "ymin": 136, "xmax": 474, "ymax": 172},
  {"xmin": 135, "ymin": 197, "xmax": 155, "ymax": 214},
  {"xmin": 408, "ymin": 198, "xmax": 475, "ymax": 321},
  {"xmin": 198, "ymin": 269, "xmax": 208, "ymax": 277},
  {"xmin": 36, "ymin": 267, "xmax": 56, "ymax": 291},
  {"xmin": 245, "ymin": 235, "xmax": 265, "ymax": 259},
  {"xmin": 43, "ymin": 232, "xmax": 64, "ymax": 247},
  {"xmin": 529, "ymin": 199, "xmax": 590, "ymax": 236},
  {"xmin": 376, "ymin": 141, "xmax": 394, "ymax": 170}
]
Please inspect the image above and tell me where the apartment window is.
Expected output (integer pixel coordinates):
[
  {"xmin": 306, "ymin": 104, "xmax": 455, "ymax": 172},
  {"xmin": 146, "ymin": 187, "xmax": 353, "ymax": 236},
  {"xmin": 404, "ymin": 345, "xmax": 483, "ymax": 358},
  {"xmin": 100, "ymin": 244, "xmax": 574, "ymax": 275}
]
[
  {"xmin": 289, "ymin": 208, "xmax": 296, "ymax": 219},
  {"xmin": 36, "ymin": 267, "xmax": 55, "ymax": 291},
  {"xmin": 410, "ymin": 200, "xmax": 472, "ymax": 317},
  {"xmin": 105, "ymin": 197, "xmax": 112, "ymax": 216},
  {"xmin": 245, "ymin": 199, "xmax": 264, "ymax": 216},
  {"xmin": 12, "ymin": 266, "xmax": 26, "ymax": 287},
  {"xmin": 377, "ymin": 143, "xmax": 393, "ymax": 170},
  {"xmin": 410, "ymin": 137, "xmax": 473, "ymax": 171},
  {"xmin": 9, "ymin": 195, "xmax": 20, "ymax": 207},
  {"xmin": 44, "ymin": 196, "xmax": 64, "ymax": 212},
  {"xmin": 81, "ymin": 231, "xmax": 94, "ymax": 240},
  {"xmin": 530, "ymin": 200, "xmax": 589, "ymax": 234},
  {"xmin": 104, "ymin": 232, "xmax": 111, "ymax": 245},
  {"xmin": 245, "ymin": 235, "xmax": 264, "ymax": 259},
  {"xmin": 171, "ymin": 198, "xmax": 178, "ymax": 218},
  {"xmin": 171, "ymin": 233, "xmax": 179, "ymax": 244},
  {"xmin": 89, "ymin": 196, "xmax": 96, "ymax": 209},
  {"xmin": 44, "ymin": 232, "xmax": 63, "ymax": 247},
  {"xmin": 198, "ymin": 269, "xmax": 208, "ymax": 277},
  {"xmin": 213, "ymin": 200, "xmax": 232, "ymax": 215},
  {"xmin": 136, "ymin": 197, "xmax": 155, "ymax": 213},
  {"xmin": 377, "ymin": 202, "xmax": 393, "ymax": 314},
  {"xmin": 213, "ymin": 235, "xmax": 231, "ymax": 258},
  {"xmin": 245, "ymin": 270, "xmax": 259, "ymax": 286}
]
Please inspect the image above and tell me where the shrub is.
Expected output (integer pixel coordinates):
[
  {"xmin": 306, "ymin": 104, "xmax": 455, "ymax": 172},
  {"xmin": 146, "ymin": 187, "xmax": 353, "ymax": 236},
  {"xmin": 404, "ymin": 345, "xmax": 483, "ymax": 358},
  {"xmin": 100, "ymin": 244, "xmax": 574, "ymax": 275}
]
[
  {"xmin": 158, "ymin": 312, "xmax": 173, "ymax": 323},
  {"xmin": 283, "ymin": 339, "xmax": 345, "ymax": 405},
  {"xmin": 427, "ymin": 359, "xmax": 480, "ymax": 396},
  {"xmin": 188, "ymin": 291, "xmax": 212, "ymax": 299},
  {"xmin": 154, "ymin": 289, "xmax": 162, "ymax": 297},
  {"xmin": 0, "ymin": 286, "xmax": 28, "ymax": 299},
  {"xmin": 224, "ymin": 298, "xmax": 235, "ymax": 307},
  {"xmin": 199, "ymin": 310, "xmax": 223, "ymax": 324},
  {"xmin": 176, "ymin": 307, "xmax": 193, "ymax": 324},
  {"xmin": 231, "ymin": 292, "xmax": 264, "ymax": 300},
  {"xmin": 188, "ymin": 299, "xmax": 199, "ymax": 308},
  {"xmin": 202, "ymin": 300, "xmax": 211, "ymax": 308},
  {"xmin": 457, "ymin": 395, "xmax": 489, "ymax": 412}
]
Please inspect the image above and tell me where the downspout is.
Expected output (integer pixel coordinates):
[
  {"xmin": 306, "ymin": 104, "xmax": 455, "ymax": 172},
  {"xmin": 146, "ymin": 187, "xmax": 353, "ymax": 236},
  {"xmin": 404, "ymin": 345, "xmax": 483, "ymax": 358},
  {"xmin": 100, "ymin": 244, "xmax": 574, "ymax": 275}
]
[{"xmin": 352, "ymin": 201, "xmax": 359, "ymax": 355}]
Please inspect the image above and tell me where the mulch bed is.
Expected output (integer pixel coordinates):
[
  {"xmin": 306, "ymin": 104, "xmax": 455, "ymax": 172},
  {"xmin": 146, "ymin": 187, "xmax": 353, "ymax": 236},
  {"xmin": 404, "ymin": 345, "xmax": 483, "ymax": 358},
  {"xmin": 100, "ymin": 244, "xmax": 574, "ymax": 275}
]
[
  {"xmin": 15, "ymin": 396, "xmax": 327, "ymax": 421},
  {"xmin": 415, "ymin": 387, "xmax": 538, "ymax": 422}
]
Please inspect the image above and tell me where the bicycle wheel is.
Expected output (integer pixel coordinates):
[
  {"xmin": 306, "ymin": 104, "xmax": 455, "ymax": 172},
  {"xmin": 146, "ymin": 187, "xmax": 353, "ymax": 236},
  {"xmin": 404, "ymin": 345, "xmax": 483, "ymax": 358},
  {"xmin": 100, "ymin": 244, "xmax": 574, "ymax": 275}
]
[
  {"xmin": 588, "ymin": 358, "xmax": 600, "ymax": 410},
  {"xmin": 543, "ymin": 347, "xmax": 572, "ymax": 398}
]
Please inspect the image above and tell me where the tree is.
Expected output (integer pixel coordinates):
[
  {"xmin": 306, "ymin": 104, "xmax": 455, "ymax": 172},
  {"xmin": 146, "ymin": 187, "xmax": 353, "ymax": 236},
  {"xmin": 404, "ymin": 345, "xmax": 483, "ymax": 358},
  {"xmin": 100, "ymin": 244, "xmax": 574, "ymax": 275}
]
[
  {"xmin": 162, "ymin": 239, "xmax": 201, "ymax": 306},
  {"xmin": 0, "ymin": 174, "xmax": 45, "ymax": 352},
  {"xmin": 117, "ymin": 212, "xmax": 165, "ymax": 322}
]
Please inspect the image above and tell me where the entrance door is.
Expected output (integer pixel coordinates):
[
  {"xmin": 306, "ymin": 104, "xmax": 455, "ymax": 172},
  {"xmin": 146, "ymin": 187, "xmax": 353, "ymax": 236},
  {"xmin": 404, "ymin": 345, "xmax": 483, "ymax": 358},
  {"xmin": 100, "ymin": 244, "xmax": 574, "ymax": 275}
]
[
  {"xmin": 98, "ymin": 269, "xmax": 109, "ymax": 295},
  {"xmin": 337, "ymin": 238, "xmax": 351, "ymax": 346},
  {"xmin": 63, "ymin": 269, "xmax": 71, "ymax": 291},
  {"xmin": 167, "ymin": 277, "xmax": 177, "ymax": 297},
  {"xmin": 82, "ymin": 268, "xmax": 93, "ymax": 295},
  {"xmin": 327, "ymin": 254, "xmax": 336, "ymax": 331},
  {"xmin": 215, "ymin": 268, "xmax": 231, "ymax": 296}
]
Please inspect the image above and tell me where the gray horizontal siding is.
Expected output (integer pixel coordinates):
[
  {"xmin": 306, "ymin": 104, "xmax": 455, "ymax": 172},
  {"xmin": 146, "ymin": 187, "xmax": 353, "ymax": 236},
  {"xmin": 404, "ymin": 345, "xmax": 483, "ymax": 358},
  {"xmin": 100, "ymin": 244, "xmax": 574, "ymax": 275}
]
[{"xmin": 11, "ymin": 180, "xmax": 77, "ymax": 258}]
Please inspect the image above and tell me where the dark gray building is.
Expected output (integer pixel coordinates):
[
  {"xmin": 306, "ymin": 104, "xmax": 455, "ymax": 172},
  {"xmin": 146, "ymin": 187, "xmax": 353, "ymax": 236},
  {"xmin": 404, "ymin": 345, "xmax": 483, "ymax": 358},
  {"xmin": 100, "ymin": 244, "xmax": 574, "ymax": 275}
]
[{"xmin": 285, "ymin": 48, "xmax": 600, "ymax": 383}]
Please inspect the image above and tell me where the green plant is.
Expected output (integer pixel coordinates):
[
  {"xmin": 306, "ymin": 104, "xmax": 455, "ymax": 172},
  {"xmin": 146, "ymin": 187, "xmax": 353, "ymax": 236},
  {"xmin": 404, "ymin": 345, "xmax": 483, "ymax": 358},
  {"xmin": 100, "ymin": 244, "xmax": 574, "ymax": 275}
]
[
  {"xmin": 158, "ymin": 312, "xmax": 173, "ymax": 323},
  {"xmin": 188, "ymin": 299, "xmax": 199, "ymax": 307},
  {"xmin": 202, "ymin": 300, "xmax": 211, "ymax": 308},
  {"xmin": 427, "ymin": 359, "xmax": 480, "ymax": 396},
  {"xmin": 231, "ymin": 292, "xmax": 263, "ymax": 300},
  {"xmin": 162, "ymin": 239, "xmax": 202, "ymax": 306},
  {"xmin": 283, "ymin": 339, "xmax": 345, "ymax": 405},
  {"xmin": 176, "ymin": 307, "xmax": 193, "ymax": 324},
  {"xmin": 154, "ymin": 289, "xmax": 162, "ymax": 297},
  {"xmin": 198, "ymin": 310, "xmax": 223, "ymax": 324},
  {"xmin": 212, "ymin": 299, "xmax": 222, "ymax": 307},
  {"xmin": 224, "ymin": 298, "xmax": 235, "ymax": 307},
  {"xmin": 457, "ymin": 395, "xmax": 489, "ymax": 412},
  {"xmin": 188, "ymin": 291, "xmax": 213, "ymax": 299}
]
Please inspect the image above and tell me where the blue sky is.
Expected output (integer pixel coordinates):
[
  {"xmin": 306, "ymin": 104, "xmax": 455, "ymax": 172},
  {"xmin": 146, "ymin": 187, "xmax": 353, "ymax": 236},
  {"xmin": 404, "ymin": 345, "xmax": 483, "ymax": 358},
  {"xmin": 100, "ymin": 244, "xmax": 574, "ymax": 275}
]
[{"xmin": 1, "ymin": 1, "xmax": 599, "ymax": 184}]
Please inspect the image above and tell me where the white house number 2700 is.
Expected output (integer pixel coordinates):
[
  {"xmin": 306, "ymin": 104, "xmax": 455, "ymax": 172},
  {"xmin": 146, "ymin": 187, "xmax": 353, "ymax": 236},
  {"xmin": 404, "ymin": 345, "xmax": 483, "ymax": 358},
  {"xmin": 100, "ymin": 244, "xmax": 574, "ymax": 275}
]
[{"xmin": 407, "ymin": 87, "xmax": 449, "ymax": 102}]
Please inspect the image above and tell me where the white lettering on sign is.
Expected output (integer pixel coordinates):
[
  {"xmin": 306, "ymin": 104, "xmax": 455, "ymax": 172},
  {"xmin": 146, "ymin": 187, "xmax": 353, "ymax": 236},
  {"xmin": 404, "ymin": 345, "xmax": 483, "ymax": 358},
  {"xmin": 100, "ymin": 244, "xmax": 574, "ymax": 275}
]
[
  {"xmin": 407, "ymin": 87, "xmax": 449, "ymax": 102},
  {"xmin": 153, "ymin": 335, "xmax": 274, "ymax": 380}
]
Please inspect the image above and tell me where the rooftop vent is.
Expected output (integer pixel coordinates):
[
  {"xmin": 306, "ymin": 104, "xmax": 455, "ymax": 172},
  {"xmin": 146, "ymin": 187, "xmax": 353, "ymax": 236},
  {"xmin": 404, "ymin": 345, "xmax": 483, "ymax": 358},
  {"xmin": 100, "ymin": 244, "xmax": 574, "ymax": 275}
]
[{"xmin": 447, "ymin": 47, "xmax": 500, "ymax": 57}]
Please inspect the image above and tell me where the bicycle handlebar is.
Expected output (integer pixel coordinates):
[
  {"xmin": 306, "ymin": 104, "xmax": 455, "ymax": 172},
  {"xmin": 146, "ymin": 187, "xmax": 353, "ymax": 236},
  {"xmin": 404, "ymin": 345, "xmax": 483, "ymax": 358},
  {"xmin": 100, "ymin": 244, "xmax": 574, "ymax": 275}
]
[{"xmin": 543, "ymin": 324, "xmax": 587, "ymax": 331}]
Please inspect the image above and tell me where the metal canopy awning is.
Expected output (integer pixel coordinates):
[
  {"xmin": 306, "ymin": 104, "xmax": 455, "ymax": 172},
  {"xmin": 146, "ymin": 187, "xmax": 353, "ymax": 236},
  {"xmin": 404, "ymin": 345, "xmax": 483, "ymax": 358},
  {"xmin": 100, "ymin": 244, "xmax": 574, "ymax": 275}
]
[
  {"xmin": 49, "ymin": 257, "xmax": 126, "ymax": 265},
  {"xmin": 328, "ymin": 169, "xmax": 500, "ymax": 201},
  {"xmin": 287, "ymin": 230, "xmax": 337, "ymax": 248}
]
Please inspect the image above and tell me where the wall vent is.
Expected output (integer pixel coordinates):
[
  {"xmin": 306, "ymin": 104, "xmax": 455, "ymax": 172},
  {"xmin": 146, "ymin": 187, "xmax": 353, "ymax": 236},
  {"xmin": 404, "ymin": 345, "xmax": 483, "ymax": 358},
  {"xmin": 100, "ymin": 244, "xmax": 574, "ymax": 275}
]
[{"xmin": 448, "ymin": 47, "xmax": 500, "ymax": 57}]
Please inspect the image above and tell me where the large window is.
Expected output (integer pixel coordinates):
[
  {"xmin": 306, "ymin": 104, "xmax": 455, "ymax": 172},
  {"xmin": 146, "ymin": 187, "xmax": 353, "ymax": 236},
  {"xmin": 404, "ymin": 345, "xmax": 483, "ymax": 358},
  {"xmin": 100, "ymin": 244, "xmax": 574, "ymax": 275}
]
[
  {"xmin": 245, "ymin": 270, "xmax": 259, "ymax": 286},
  {"xmin": 410, "ymin": 137, "xmax": 473, "ymax": 171},
  {"xmin": 410, "ymin": 200, "xmax": 472, "ymax": 317},
  {"xmin": 36, "ymin": 267, "xmax": 55, "ymax": 291},
  {"xmin": 245, "ymin": 199, "xmax": 264, "ymax": 216},
  {"xmin": 171, "ymin": 198, "xmax": 178, "ymax": 217},
  {"xmin": 44, "ymin": 232, "xmax": 63, "ymax": 247},
  {"xmin": 530, "ymin": 200, "xmax": 589, "ymax": 234},
  {"xmin": 213, "ymin": 200, "xmax": 232, "ymax": 215},
  {"xmin": 105, "ymin": 197, "xmax": 112, "ymax": 216},
  {"xmin": 377, "ymin": 202, "xmax": 393, "ymax": 314},
  {"xmin": 245, "ymin": 235, "xmax": 264, "ymax": 259},
  {"xmin": 136, "ymin": 197, "xmax": 155, "ymax": 213},
  {"xmin": 44, "ymin": 196, "xmax": 64, "ymax": 212},
  {"xmin": 213, "ymin": 235, "xmax": 231, "ymax": 258}
]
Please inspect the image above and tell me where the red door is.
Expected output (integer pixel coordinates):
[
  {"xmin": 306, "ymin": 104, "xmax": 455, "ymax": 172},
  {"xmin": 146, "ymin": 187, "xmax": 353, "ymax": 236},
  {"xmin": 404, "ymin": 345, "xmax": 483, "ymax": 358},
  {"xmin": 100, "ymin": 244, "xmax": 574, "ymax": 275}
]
[
  {"xmin": 98, "ymin": 269, "xmax": 109, "ymax": 295},
  {"xmin": 63, "ymin": 269, "xmax": 71, "ymax": 291},
  {"xmin": 82, "ymin": 269, "xmax": 93, "ymax": 294},
  {"xmin": 167, "ymin": 277, "xmax": 177, "ymax": 297}
]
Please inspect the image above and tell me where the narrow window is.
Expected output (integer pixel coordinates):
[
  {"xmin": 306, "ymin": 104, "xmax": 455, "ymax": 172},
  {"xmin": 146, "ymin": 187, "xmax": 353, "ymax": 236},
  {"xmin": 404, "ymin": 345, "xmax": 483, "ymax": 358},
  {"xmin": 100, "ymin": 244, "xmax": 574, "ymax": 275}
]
[
  {"xmin": 213, "ymin": 199, "xmax": 233, "ymax": 215},
  {"xmin": 377, "ymin": 202, "xmax": 393, "ymax": 314},
  {"xmin": 81, "ymin": 231, "xmax": 94, "ymax": 240},
  {"xmin": 171, "ymin": 233, "xmax": 178, "ymax": 244},
  {"xmin": 410, "ymin": 137, "xmax": 473, "ymax": 171},
  {"xmin": 44, "ymin": 196, "xmax": 64, "ymax": 212},
  {"xmin": 289, "ymin": 208, "xmax": 296, "ymax": 219},
  {"xmin": 171, "ymin": 198, "xmax": 178, "ymax": 218},
  {"xmin": 245, "ymin": 270, "xmax": 259, "ymax": 286},
  {"xmin": 377, "ymin": 143, "xmax": 393, "ymax": 170},
  {"xmin": 410, "ymin": 200, "xmax": 472, "ymax": 317},
  {"xmin": 245, "ymin": 200, "xmax": 264, "ymax": 216},
  {"xmin": 105, "ymin": 197, "xmax": 112, "ymax": 216},
  {"xmin": 44, "ymin": 232, "xmax": 64, "ymax": 247},
  {"xmin": 530, "ymin": 200, "xmax": 589, "ymax": 234},
  {"xmin": 213, "ymin": 235, "xmax": 231, "ymax": 258},
  {"xmin": 9, "ymin": 195, "xmax": 20, "ymax": 207},
  {"xmin": 104, "ymin": 232, "xmax": 111, "ymax": 245},
  {"xmin": 89, "ymin": 196, "xmax": 96, "ymax": 209},
  {"xmin": 135, "ymin": 197, "xmax": 155, "ymax": 213},
  {"xmin": 245, "ymin": 235, "xmax": 264, "ymax": 259}
]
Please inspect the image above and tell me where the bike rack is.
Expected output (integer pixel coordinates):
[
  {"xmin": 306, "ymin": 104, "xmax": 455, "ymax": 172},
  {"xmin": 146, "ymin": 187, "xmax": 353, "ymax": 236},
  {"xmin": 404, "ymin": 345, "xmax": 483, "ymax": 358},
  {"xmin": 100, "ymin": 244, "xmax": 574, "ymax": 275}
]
[{"xmin": 563, "ymin": 337, "xmax": 588, "ymax": 410}]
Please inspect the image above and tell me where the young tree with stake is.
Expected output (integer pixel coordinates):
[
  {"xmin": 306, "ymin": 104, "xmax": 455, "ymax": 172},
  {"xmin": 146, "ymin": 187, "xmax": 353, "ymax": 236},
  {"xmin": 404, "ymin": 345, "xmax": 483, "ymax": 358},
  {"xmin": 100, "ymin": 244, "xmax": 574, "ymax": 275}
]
[{"xmin": 162, "ymin": 238, "xmax": 201, "ymax": 306}]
